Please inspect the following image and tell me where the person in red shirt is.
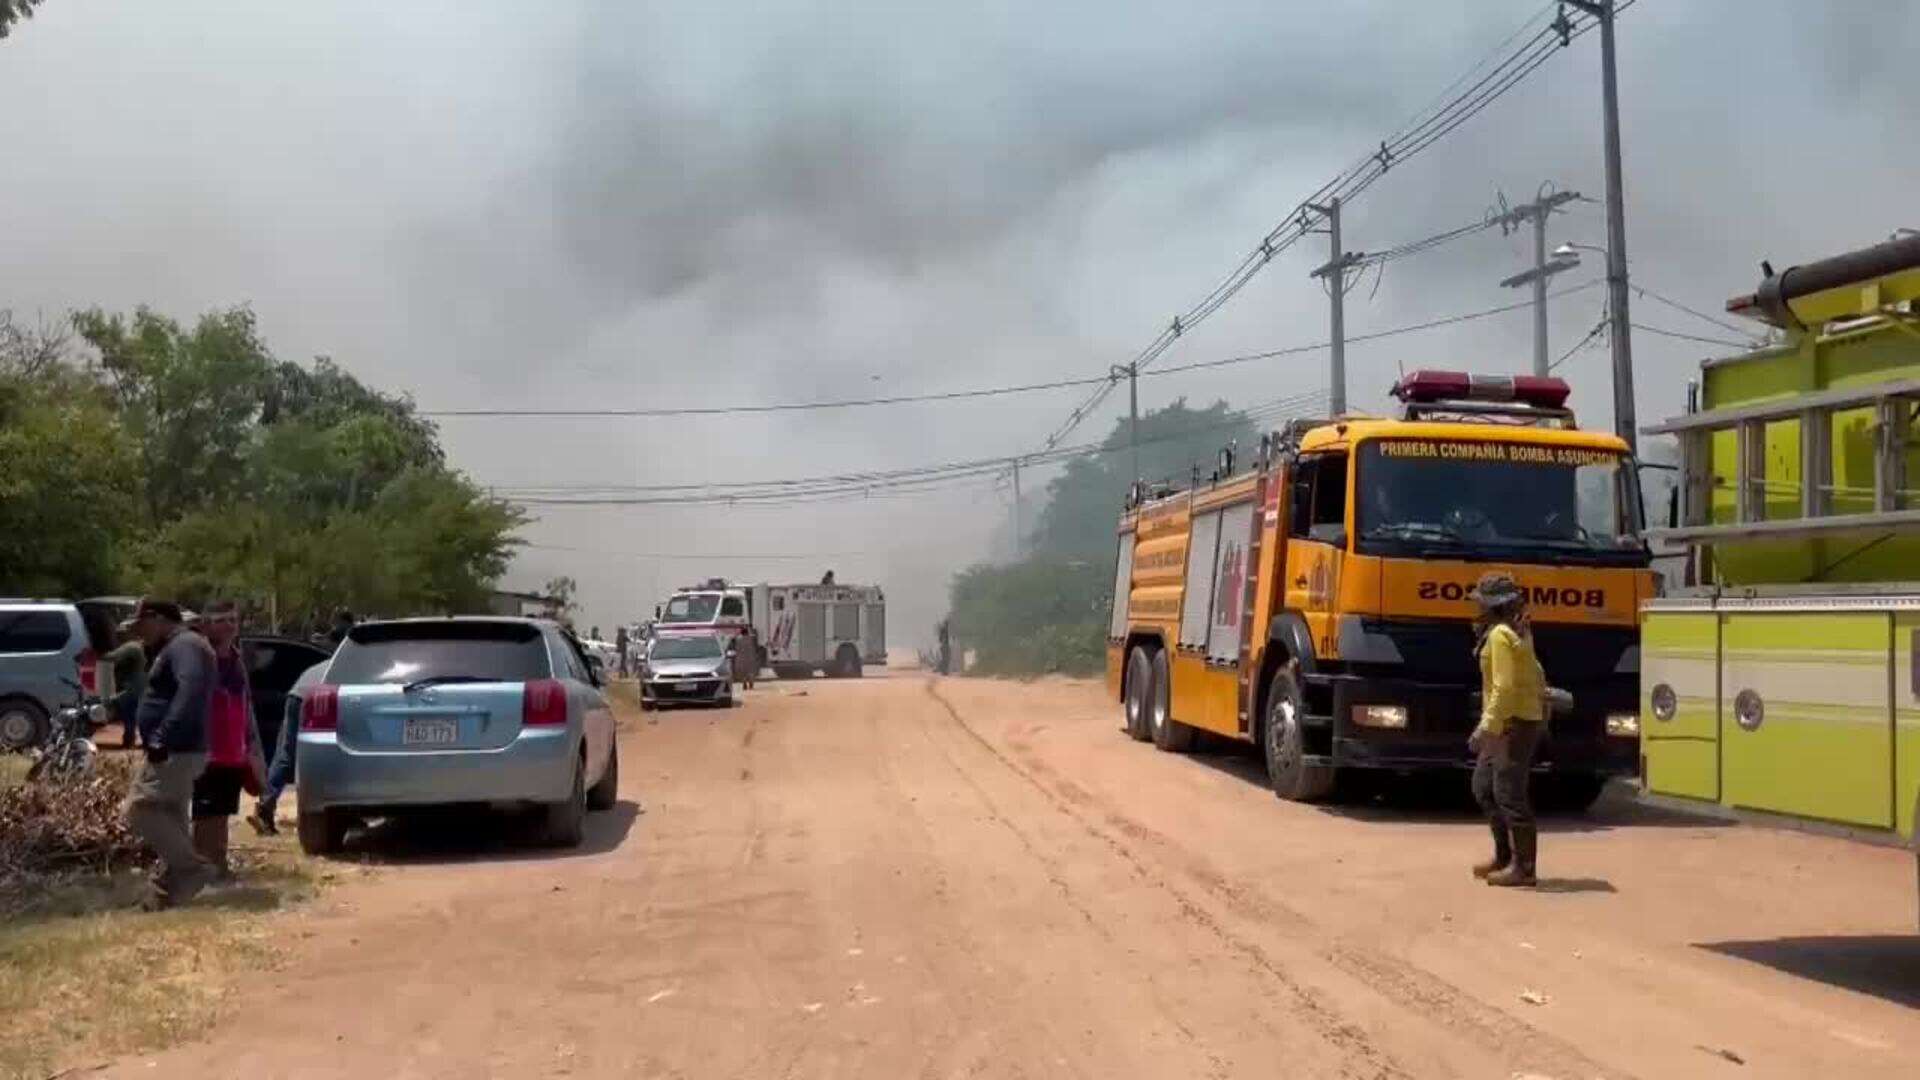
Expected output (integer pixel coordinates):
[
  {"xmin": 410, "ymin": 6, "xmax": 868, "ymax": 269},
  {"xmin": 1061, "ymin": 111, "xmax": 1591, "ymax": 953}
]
[{"xmin": 191, "ymin": 601, "xmax": 262, "ymax": 881}]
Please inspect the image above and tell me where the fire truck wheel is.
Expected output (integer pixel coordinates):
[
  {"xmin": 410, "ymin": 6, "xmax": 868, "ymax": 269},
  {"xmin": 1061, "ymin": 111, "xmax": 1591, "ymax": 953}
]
[
  {"xmin": 1263, "ymin": 668, "xmax": 1335, "ymax": 802},
  {"xmin": 830, "ymin": 644, "xmax": 863, "ymax": 678},
  {"xmin": 1123, "ymin": 646, "xmax": 1153, "ymax": 741},
  {"xmin": 1149, "ymin": 648, "xmax": 1192, "ymax": 752}
]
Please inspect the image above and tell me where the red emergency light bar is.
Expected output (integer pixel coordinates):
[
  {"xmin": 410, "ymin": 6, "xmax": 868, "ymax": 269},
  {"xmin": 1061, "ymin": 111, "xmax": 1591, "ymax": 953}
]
[{"xmin": 1390, "ymin": 370, "xmax": 1570, "ymax": 409}]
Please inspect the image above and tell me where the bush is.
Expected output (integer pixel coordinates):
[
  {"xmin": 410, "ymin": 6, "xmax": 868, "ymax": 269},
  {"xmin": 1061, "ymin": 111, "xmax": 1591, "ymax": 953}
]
[
  {"xmin": 968, "ymin": 620, "xmax": 1106, "ymax": 678},
  {"xmin": 947, "ymin": 556, "xmax": 1110, "ymax": 678},
  {"xmin": 0, "ymin": 756, "xmax": 148, "ymax": 886}
]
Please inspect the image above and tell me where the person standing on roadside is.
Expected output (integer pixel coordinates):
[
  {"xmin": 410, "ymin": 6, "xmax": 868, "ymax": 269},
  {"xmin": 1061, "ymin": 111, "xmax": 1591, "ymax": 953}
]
[
  {"xmin": 615, "ymin": 625, "xmax": 631, "ymax": 678},
  {"xmin": 327, "ymin": 608, "xmax": 355, "ymax": 649},
  {"xmin": 97, "ymin": 621, "xmax": 149, "ymax": 750},
  {"xmin": 125, "ymin": 598, "xmax": 218, "ymax": 910},
  {"xmin": 1467, "ymin": 572, "xmax": 1547, "ymax": 888},
  {"xmin": 737, "ymin": 626, "xmax": 758, "ymax": 690},
  {"xmin": 191, "ymin": 601, "xmax": 261, "ymax": 880},
  {"xmin": 249, "ymin": 658, "xmax": 326, "ymax": 836}
]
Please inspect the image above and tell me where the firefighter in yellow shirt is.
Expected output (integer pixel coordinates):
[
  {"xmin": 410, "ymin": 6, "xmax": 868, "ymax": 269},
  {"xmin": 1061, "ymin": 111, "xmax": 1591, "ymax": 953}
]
[{"xmin": 1468, "ymin": 572, "xmax": 1546, "ymax": 887}]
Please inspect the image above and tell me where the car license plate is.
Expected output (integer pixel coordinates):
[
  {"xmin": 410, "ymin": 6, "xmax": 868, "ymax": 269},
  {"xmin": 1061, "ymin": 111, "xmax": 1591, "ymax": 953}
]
[{"xmin": 403, "ymin": 718, "xmax": 459, "ymax": 746}]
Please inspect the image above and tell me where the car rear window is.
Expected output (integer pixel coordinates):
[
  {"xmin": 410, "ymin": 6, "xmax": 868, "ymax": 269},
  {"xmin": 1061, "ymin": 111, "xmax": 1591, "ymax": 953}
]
[
  {"xmin": 0, "ymin": 611, "xmax": 74, "ymax": 654},
  {"xmin": 326, "ymin": 622, "xmax": 552, "ymax": 685}
]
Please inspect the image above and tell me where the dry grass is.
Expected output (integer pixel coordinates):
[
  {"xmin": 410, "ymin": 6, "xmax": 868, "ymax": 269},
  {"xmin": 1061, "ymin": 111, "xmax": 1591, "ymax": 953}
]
[
  {"xmin": 0, "ymin": 829, "xmax": 319, "ymax": 1080},
  {"xmin": 0, "ymin": 754, "xmax": 29, "ymax": 795}
]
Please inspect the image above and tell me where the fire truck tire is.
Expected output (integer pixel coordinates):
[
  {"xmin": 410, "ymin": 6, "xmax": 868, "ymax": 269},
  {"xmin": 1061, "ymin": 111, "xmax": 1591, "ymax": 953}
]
[
  {"xmin": 1123, "ymin": 646, "xmax": 1153, "ymax": 742},
  {"xmin": 1263, "ymin": 668, "xmax": 1335, "ymax": 802},
  {"xmin": 1149, "ymin": 648, "xmax": 1193, "ymax": 752},
  {"xmin": 830, "ymin": 644, "xmax": 863, "ymax": 678}
]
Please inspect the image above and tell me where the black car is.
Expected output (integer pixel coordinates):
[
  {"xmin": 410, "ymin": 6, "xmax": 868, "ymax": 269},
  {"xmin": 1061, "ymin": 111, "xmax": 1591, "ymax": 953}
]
[{"xmin": 242, "ymin": 635, "xmax": 332, "ymax": 753}]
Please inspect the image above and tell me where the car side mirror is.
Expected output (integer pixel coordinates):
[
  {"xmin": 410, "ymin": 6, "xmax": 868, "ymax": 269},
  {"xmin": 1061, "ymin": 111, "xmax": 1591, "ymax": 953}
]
[{"xmin": 585, "ymin": 654, "xmax": 606, "ymax": 686}]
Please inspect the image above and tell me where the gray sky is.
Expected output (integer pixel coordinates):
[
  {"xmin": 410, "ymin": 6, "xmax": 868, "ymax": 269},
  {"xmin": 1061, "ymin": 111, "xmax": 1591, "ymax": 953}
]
[{"xmin": 4, "ymin": 1, "xmax": 1917, "ymax": 641}]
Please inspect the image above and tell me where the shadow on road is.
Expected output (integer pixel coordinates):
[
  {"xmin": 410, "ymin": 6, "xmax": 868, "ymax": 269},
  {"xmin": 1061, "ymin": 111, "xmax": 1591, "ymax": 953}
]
[
  {"xmin": 332, "ymin": 799, "xmax": 643, "ymax": 865},
  {"xmin": 1534, "ymin": 877, "xmax": 1618, "ymax": 894},
  {"xmin": 1180, "ymin": 741, "xmax": 1726, "ymax": 833},
  {"xmin": 1698, "ymin": 935, "xmax": 1920, "ymax": 1009}
]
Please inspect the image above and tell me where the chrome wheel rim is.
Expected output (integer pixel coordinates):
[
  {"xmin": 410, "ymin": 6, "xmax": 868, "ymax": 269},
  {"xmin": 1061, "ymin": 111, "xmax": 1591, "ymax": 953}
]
[
  {"xmin": 1125, "ymin": 654, "xmax": 1145, "ymax": 730},
  {"xmin": 1270, "ymin": 698, "xmax": 1299, "ymax": 773},
  {"xmin": 1151, "ymin": 661, "xmax": 1169, "ymax": 735}
]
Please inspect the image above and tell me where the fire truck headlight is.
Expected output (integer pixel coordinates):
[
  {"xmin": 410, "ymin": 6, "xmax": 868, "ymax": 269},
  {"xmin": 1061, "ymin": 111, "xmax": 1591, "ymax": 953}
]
[
  {"xmin": 1351, "ymin": 705, "xmax": 1408, "ymax": 729},
  {"xmin": 1606, "ymin": 712, "xmax": 1641, "ymax": 737},
  {"xmin": 1649, "ymin": 683, "xmax": 1677, "ymax": 723}
]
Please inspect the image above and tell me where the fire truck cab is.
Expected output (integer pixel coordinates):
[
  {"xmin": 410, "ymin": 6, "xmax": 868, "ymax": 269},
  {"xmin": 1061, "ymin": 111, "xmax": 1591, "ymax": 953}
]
[{"xmin": 1106, "ymin": 371, "xmax": 1655, "ymax": 807}]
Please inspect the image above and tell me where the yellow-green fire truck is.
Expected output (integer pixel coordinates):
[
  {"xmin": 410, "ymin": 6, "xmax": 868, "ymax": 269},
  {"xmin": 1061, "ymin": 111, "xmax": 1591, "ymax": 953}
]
[{"xmin": 1639, "ymin": 235, "xmax": 1920, "ymax": 913}]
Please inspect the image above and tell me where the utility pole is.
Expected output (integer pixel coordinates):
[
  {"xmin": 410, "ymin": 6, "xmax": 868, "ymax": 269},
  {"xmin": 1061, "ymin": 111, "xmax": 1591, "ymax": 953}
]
[
  {"xmin": 1565, "ymin": 0, "xmax": 1635, "ymax": 452},
  {"xmin": 1494, "ymin": 188, "xmax": 1582, "ymax": 375},
  {"xmin": 1011, "ymin": 457, "xmax": 1022, "ymax": 558},
  {"xmin": 1111, "ymin": 363, "xmax": 1139, "ymax": 483},
  {"xmin": 1306, "ymin": 197, "xmax": 1362, "ymax": 415}
]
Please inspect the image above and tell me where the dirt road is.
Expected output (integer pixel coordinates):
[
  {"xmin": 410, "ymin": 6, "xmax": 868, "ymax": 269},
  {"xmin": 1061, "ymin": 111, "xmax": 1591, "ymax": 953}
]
[{"xmin": 106, "ymin": 672, "xmax": 1917, "ymax": 1079}]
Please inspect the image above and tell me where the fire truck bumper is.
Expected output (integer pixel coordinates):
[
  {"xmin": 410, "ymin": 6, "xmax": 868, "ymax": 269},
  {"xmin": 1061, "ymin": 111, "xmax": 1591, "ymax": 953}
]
[{"xmin": 1302, "ymin": 673, "xmax": 1640, "ymax": 777}]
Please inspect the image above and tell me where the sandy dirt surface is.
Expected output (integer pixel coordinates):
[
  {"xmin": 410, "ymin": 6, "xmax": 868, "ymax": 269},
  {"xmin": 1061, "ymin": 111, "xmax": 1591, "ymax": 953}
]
[{"xmin": 101, "ymin": 671, "xmax": 1918, "ymax": 1079}]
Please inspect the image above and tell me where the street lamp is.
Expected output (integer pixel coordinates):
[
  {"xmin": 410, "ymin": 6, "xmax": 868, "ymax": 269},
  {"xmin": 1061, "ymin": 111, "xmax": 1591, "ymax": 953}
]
[{"xmin": 1554, "ymin": 241, "xmax": 1612, "ymax": 263}]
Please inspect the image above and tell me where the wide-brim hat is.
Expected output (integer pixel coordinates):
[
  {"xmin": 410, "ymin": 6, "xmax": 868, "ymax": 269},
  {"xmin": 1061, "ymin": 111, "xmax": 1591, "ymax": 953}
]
[{"xmin": 1469, "ymin": 572, "xmax": 1525, "ymax": 610}]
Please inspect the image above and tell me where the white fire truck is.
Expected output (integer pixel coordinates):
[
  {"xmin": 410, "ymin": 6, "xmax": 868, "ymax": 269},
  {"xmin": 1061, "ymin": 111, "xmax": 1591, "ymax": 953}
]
[{"xmin": 656, "ymin": 578, "xmax": 887, "ymax": 678}]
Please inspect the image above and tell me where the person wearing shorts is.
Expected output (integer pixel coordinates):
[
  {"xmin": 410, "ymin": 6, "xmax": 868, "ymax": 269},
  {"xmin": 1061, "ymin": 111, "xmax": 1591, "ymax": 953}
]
[{"xmin": 191, "ymin": 602, "xmax": 261, "ymax": 881}]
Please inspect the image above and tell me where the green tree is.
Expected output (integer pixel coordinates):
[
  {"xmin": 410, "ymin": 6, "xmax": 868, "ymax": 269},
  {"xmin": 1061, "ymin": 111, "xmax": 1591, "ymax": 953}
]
[
  {"xmin": 0, "ymin": 0, "xmax": 46, "ymax": 40},
  {"xmin": 1031, "ymin": 399, "xmax": 1258, "ymax": 559},
  {"xmin": 4, "ymin": 302, "xmax": 526, "ymax": 631},
  {"xmin": 74, "ymin": 306, "xmax": 274, "ymax": 526},
  {"xmin": 543, "ymin": 576, "xmax": 580, "ymax": 627},
  {"xmin": 0, "ymin": 370, "xmax": 140, "ymax": 595}
]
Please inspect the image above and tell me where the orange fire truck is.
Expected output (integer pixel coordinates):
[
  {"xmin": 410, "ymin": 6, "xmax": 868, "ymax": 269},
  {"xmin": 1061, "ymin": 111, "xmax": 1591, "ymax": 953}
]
[{"xmin": 1105, "ymin": 371, "xmax": 1655, "ymax": 807}]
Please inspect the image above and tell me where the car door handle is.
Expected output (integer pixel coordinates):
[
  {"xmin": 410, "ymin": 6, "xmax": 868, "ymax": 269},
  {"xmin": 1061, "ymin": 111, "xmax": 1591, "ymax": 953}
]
[{"xmin": 1293, "ymin": 576, "xmax": 1308, "ymax": 587}]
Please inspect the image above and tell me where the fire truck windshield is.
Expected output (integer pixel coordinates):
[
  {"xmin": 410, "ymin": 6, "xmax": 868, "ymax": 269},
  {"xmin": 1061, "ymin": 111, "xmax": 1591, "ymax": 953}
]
[
  {"xmin": 663, "ymin": 594, "xmax": 721, "ymax": 622},
  {"xmin": 1355, "ymin": 439, "xmax": 1642, "ymax": 564}
]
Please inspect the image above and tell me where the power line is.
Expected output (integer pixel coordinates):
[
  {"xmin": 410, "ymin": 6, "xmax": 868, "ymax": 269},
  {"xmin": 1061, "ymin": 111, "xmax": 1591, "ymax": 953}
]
[
  {"xmin": 1631, "ymin": 282, "xmax": 1762, "ymax": 339},
  {"xmin": 492, "ymin": 277, "xmax": 1601, "ymax": 505},
  {"xmin": 523, "ymin": 542, "xmax": 879, "ymax": 560},
  {"xmin": 1352, "ymin": 216, "xmax": 1501, "ymax": 269},
  {"xmin": 503, "ymin": 389, "xmax": 1327, "ymax": 501},
  {"xmin": 1024, "ymin": 0, "xmax": 1628, "ymax": 457},
  {"xmin": 500, "ymin": 388, "xmax": 1331, "ymax": 507},
  {"xmin": 1549, "ymin": 307, "xmax": 1609, "ymax": 372},
  {"xmin": 439, "ymin": 282, "xmax": 1593, "ymax": 424},
  {"xmin": 422, "ymin": 372, "xmax": 1113, "ymax": 419},
  {"xmin": 1629, "ymin": 321, "xmax": 1754, "ymax": 350}
]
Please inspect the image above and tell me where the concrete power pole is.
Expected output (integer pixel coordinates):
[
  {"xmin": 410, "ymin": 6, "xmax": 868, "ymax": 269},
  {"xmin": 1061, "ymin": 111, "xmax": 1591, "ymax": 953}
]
[
  {"xmin": 1307, "ymin": 197, "xmax": 1362, "ymax": 415},
  {"xmin": 1495, "ymin": 188, "xmax": 1582, "ymax": 375},
  {"xmin": 1112, "ymin": 363, "xmax": 1139, "ymax": 483},
  {"xmin": 1566, "ymin": 0, "xmax": 1635, "ymax": 452},
  {"xmin": 1011, "ymin": 458, "xmax": 1022, "ymax": 558}
]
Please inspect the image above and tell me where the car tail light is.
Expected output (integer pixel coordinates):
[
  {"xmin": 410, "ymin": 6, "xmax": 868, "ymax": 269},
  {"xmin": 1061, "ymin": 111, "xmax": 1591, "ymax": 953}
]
[
  {"xmin": 301, "ymin": 685, "xmax": 339, "ymax": 731},
  {"xmin": 523, "ymin": 678, "xmax": 567, "ymax": 727},
  {"xmin": 75, "ymin": 647, "xmax": 98, "ymax": 695}
]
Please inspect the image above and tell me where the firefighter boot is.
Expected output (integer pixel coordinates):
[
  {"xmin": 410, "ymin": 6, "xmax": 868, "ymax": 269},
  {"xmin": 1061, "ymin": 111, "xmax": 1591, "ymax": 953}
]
[
  {"xmin": 1472, "ymin": 822, "xmax": 1511, "ymax": 879},
  {"xmin": 1485, "ymin": 826, "xmax": 1537, "ymax": 887}
]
